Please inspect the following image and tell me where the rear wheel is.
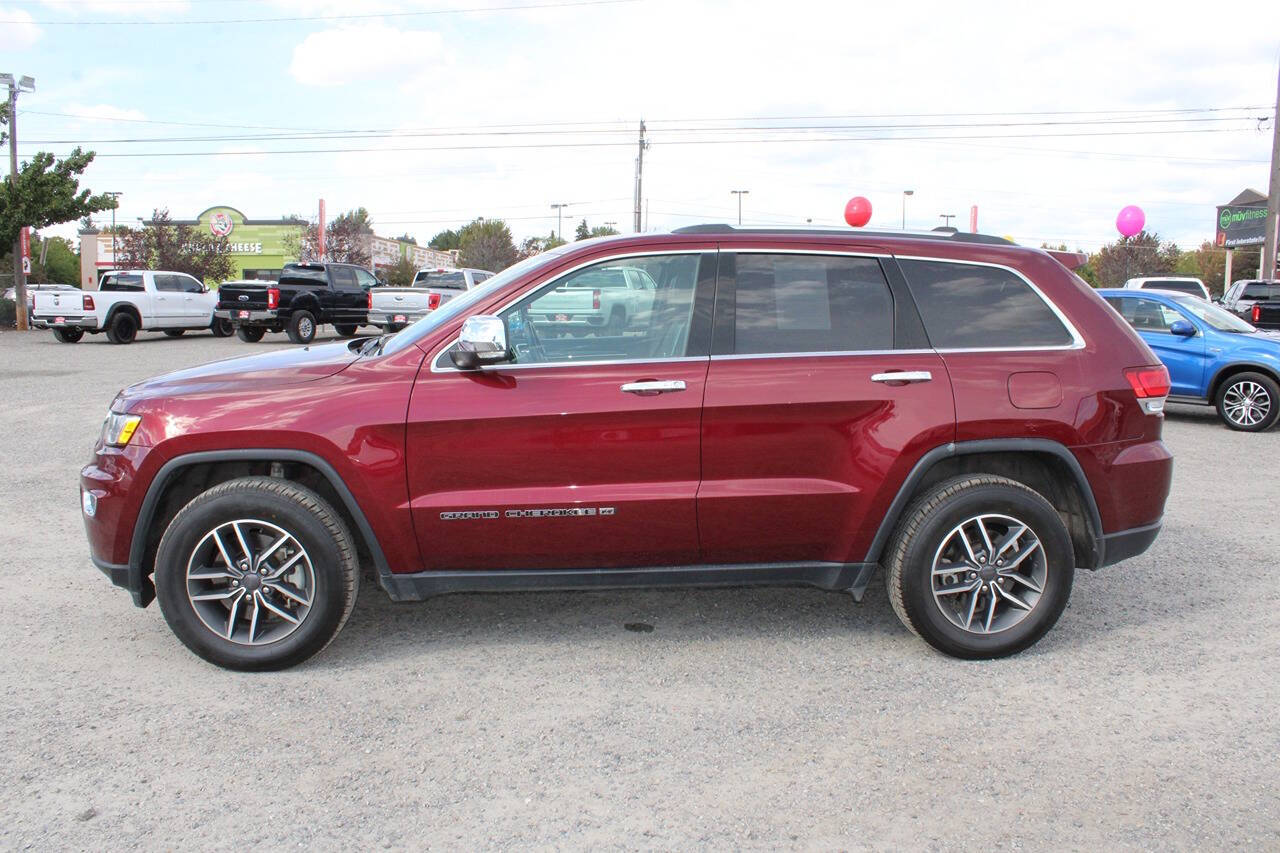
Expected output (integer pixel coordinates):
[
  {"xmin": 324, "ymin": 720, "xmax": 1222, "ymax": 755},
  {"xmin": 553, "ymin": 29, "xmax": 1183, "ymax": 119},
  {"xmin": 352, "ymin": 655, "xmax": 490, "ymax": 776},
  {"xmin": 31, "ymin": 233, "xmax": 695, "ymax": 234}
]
[
  {"xmin": 333, "ymin": 323, "xmax": 359, "ymax": 338},
  {"xmin": 105, "ymin": 311, "xmax": 138, "ymax": 345},
  {"xmin": 154, "ymin": 477, "xmax": 359, "ymax": 671},
  {"xmin": 605, "ymin": 306, "xmax": 626, "ymax": 336},
  {"xmin": 52, "ymin": 328, "xmax": 84, "ymax": 343},
  {"xmin": 287, "ymin": 310, "xmax": 317, "ymax": 344},
  {"xmin": 886, "ymin": 475, "xmax": 1074, "ymax": 659},
  {"xmin": 164, "ymin": 329, "xmax": 185, "ymax": 338},
  {"xmin": 1215, "ymin": 371, "xmax": 1280, "ymax": 432},
  {"xmin": 235, "ymin": 326, "xmax": 266, "ymax": 343},
  {"xmin": 210, "ymin": 318, "xmax": 235, "ymax": 337}
]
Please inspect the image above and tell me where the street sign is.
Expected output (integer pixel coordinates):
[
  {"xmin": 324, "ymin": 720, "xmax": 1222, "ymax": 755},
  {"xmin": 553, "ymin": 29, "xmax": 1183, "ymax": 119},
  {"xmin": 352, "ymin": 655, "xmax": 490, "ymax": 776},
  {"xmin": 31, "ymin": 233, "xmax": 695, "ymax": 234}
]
[{"xmin": 22, "ymin": 257, "xmax": 31, "ymax": 274}]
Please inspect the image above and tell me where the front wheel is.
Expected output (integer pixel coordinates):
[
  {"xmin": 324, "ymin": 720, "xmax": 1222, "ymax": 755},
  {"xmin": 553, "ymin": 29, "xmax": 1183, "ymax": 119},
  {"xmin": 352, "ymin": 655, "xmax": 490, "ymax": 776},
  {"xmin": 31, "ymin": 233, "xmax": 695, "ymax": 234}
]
[
  {"xmin": 1215, "ymin": 372, "xmax": 1280, "ymax": 432},
  {"xmin": 235, "ymin": 326, "xmax": 266, "ymax": 343},
  {"xmin": 886, "ymin": 475, "xmax": 1074, "ymax": 659},
  {"xmin": 287, "ymin": 310, "xmax": 317, "ymax": 344},
  {"xmin": 154, "ymin": 477, "xmax": 359, "ymax": 671},
  {"xmin": 210, "ymin": 318, "xmax": 235, "ymax": 337},
  {"xmin": 53, "ymin": 328, "xmax": 84, "ymax": 343}
]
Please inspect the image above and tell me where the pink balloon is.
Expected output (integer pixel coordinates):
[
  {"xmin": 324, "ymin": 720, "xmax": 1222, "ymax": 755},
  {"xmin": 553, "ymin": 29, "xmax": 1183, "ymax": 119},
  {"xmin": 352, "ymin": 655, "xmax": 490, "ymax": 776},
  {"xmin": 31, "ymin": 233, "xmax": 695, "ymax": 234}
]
[
  {"xmin": 1116, "ymin": 205, "xmax": 1145, "ymax": 238},
  {"xmin": 844, "ymin": 196, "xmax": 872, "ymax": 228}
]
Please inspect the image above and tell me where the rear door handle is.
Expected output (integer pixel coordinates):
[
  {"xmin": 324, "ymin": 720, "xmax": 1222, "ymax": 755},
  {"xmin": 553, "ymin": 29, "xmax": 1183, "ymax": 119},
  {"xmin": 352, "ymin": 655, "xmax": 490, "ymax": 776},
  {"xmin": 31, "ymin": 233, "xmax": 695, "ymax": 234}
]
[
  {"xmin": 621, "ymin": 380, "xmax": 687, "ymax": 395},
  {"xmin": 871, "ymin": 371, "xmax": 933, "ymax": 384}
]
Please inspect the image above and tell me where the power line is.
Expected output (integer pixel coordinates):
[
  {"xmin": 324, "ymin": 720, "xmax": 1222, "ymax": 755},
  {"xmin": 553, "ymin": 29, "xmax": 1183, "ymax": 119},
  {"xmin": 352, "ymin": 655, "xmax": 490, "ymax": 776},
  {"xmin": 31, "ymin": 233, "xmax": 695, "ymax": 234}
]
[{"xmin": 0, "ymin": 0, "xmax": 640, "ymax": 25}]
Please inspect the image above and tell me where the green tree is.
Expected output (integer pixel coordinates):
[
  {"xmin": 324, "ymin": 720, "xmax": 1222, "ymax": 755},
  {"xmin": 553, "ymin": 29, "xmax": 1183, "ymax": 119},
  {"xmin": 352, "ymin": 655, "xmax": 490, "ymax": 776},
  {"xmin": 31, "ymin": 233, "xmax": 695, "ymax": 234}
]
[
  {"xmin": 116, "ymin": 208, "xmax": 235, "ymax": 283},
  {"xmin": 386, "ymin": 255, "xmax": 417, "ymax": 287},
  {"xmin": 29, "ymin": 235, "xmax": 79, "ymax": 285},
  {"xmin": 1092, "ymin": 231, "xmax": 1180, "ymax": 288},
  {"xmin": 574, "ymin": 219, "xmax": 591, "ymax": 241},
  {"xmin": 517, "ymin": 231, "xmax": 567, "ymax": 260},
  {"xmin": 429, "ymin": 229, "xmax": 461, "ymax": 251},
  {"xmin": 457, "ymin": 218, "xmax": 517, "ymax": 271},
  {"xmin": 284, "ymin": 207, "xmax": 374, "ymax": 266},
  {"xmin": 394, "ymin": 233, "xmax": 417, "ymax": 245},
  {"xmin": 0, "ymin": 148, "xmax": 117, "ymax": 269}
]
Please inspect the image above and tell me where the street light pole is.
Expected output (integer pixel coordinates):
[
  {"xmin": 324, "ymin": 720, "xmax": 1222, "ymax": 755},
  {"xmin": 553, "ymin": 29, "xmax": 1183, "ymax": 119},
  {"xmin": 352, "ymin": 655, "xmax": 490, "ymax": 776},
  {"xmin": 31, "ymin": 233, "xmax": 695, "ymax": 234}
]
[
  {"xmin": 4, "ymin": 73, "xmax": 35, "ymax": 331},
  {"xmin": 939, "ymin": 213, "xmax": 956, "ymax": 228},
  {"xmin": 902, "ymin": 189, "xmax": 914, "ymax": 229},
  {"xmin": 550, "ymin": 203, "xmax": 568, "ymax": 240},
  {"xmin": 730, "ymin": 189, "xmax": 750, "ymax": 225}
]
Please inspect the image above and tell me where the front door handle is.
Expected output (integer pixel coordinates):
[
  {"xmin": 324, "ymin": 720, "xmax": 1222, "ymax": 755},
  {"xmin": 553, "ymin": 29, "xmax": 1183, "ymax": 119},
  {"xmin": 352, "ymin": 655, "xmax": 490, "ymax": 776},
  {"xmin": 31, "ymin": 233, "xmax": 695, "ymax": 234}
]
[
  {"xmin": 621, "ymin": 380, "xmax": 687, "ymax": 395},
  {"xmin": 871, "ymin": 371, "xmax": 933, "ymax": 384}
]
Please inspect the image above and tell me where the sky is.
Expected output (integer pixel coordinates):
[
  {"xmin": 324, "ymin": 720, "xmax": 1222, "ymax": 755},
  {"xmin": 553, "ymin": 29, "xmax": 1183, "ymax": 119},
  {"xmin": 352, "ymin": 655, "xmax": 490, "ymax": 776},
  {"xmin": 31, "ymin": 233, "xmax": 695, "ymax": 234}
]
[{"xmin": 3, "ymin": 0, "xmax": 1280, "ymax": 253}]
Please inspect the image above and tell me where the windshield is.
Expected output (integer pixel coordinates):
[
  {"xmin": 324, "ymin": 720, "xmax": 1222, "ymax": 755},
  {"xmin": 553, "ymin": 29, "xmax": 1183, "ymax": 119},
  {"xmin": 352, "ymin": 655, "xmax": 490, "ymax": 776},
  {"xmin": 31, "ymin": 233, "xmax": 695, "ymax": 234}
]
[
  {"xmin": 381, "ymin": 249, "xmax": 572, "ymax": 356},
  {"xmin": 1171, "ymin": 294, "xmax": 1257, "ymax": 333}
]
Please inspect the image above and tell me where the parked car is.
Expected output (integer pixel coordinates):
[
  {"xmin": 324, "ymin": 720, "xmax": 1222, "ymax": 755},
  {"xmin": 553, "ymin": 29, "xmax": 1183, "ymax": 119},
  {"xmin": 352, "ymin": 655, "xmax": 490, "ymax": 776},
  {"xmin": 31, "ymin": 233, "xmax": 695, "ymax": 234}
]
[
  {"xmin": 1218, "ymin": 279, "xmax": 1280, "ymax": 329},
  {"xmin": 216, "ymin": 263, "xmax": 375, "ymax": 344},
  {"xmin": 5, "ymin": 283, "xmax": 79, "ymax": 321},
  {"xmin": 368, "ymin": 267, "xmax": 493, "ymax": 332},
  {"xmin": 525, "ymin": 263, "xmax": 657, "ymax": 336},
  {"xmin": 1101, "ymin": 287, "xmax": 1280, "ymax": 431},
  {"xmin": 1122, "ymin": 276, "xmax": 1211, "ymax": 301},
  {"xmin": 83, "ymin": 226, "xmax": 1172, "ymax": 670},
  {"xmin": 31, "ymin": 270, "xmax": 231, "ymax": 344}
]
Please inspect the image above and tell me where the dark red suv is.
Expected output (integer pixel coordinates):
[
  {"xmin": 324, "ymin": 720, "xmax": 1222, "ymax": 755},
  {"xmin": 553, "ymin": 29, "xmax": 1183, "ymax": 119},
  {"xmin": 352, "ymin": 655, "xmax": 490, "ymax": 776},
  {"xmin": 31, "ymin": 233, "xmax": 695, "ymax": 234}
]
[{"xmin": 82, "ymin": 226, "xmax": 1173, "ymax": 669}]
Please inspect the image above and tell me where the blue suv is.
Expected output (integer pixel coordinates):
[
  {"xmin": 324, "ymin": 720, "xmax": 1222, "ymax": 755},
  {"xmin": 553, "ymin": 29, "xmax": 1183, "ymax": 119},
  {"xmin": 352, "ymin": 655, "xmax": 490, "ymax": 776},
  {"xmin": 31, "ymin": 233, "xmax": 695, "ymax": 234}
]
[{"xmin": 1101, "ymin": 288, "xmax": 1280, "ymax": 431}]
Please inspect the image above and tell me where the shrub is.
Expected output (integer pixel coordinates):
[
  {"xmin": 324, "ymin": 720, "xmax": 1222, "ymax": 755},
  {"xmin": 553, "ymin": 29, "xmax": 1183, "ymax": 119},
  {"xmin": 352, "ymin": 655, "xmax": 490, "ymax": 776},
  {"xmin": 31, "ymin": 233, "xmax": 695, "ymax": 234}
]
[{"xmin": 0, "ymin": 298, "xmax": 16, "ymax": 329}]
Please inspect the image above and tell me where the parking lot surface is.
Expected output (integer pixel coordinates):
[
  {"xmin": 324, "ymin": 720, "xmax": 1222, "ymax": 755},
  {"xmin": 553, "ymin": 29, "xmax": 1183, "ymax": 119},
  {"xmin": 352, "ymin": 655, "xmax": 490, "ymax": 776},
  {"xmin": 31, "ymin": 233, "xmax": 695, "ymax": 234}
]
[{"xmin": 2, "ymin": 328, "xmax": 1277, "ymax": 849}]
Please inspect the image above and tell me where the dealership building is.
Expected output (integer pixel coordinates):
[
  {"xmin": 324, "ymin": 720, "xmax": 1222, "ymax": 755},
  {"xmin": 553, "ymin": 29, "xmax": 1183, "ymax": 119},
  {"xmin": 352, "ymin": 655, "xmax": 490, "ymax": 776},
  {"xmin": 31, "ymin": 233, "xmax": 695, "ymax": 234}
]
[{"xmin": 78, "ymin": 205, "xmax": 456, "ymax": 288}]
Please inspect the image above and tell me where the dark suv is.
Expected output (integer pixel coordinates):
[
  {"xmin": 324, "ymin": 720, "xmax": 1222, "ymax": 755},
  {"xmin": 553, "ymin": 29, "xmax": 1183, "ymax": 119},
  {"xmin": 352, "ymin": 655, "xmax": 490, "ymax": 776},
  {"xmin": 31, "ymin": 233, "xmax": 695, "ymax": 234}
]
[{"xmin": 83, "ymin": 227, "xmax": 1172, "ymax": 669}]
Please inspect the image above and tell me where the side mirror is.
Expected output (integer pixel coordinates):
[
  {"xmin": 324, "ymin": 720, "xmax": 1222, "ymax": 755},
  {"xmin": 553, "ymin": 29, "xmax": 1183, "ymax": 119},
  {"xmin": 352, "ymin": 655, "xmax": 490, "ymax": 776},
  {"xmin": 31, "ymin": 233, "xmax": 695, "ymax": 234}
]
[
  {"xmin": 1169, "ymin": 319, "xmax": 1196, "ymax": 337},
  {"xmin": 450, "ymin": 315, "xmax": 511, "ymax": 370}
]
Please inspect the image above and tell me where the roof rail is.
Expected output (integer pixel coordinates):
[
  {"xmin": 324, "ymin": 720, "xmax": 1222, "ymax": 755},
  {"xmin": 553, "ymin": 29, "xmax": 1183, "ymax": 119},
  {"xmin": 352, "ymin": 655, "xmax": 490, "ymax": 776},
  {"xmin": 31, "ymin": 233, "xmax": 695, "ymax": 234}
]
[{"xmin": 671, "ymin": 223, "xmax": 1014, "ymax": 246}]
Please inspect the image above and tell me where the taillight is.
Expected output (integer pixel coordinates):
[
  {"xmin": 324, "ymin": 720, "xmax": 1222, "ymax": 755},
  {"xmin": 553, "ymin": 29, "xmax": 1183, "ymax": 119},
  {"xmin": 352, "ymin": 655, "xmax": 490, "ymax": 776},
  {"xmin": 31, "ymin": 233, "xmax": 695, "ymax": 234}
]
[
  {"xmin": 1252, "ymin": 304, "xmax": 1261, "ymax": 323},
  {"xmin": 82, "ymin": 294, "xmax": 95, "ymax": 311},
  {"xmin": 1124, "ymin": 365, "xmax": 1171, "ymax": 414},
  {"xmin": 592, "ymin": 289, "xmax": 601, "ymax": 310},
  {"xmin": 367, "ymin": 291, "xmax": 373, "ymax": 309},
  {"xmin": 267, "ymin": 287, "xmax": 280, "ymax": 310},
  {"xmin": 427, "ymin": 292, "xmax": 441, "ymax": 310}
]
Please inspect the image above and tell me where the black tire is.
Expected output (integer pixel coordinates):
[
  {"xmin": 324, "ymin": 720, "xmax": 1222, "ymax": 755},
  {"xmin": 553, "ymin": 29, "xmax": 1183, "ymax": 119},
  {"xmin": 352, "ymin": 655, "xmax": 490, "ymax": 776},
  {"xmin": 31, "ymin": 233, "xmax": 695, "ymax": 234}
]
[
  {"xmin": 886, "ymin": 475, "xmax": 1074, "ymax": 660},
  {"xmin": 1215, "ymin": 371, "xmax": 1280, "ymax": 432},
  {"xmin": 105, "ymin": 311, "xmax": 138, "ymax": 345},
  {"xmin": 287, "ymin": 310, "xmax": 317, "ymax": 344},
  {"xmin": 210, "ymin": 318, "xmax": 235, "ymax": 337},
  {"xmin": 333, "ymin": 323, "xmax": 359, "ymax": 338},
  {"xmin": 236, "ymin": 326, "xmax": 266, "ymax": 343},
  {"xmin": 164, "ymin": 329, "xmax": 185, "ymax": 338},
  {"xmin": 52, "ymin": 327, "xmax": 84, "ymax": 343},
  {"xmin": 154, "ymin": 476, "xmax": 359, "ymax": 671}
]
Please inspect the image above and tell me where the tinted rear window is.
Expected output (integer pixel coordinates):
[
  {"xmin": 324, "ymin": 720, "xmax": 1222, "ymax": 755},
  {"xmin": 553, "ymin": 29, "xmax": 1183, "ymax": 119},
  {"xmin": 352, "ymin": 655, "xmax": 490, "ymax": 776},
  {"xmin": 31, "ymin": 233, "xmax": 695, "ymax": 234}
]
[
  {"xmin": 565, "ymin": 269, "xmax": 628, "ymax": 289},
  {"xmin": 414, "ymin": 271, "xmax": 467, "ymax": 290},
  {"xmin": 1242, "ymin": 284, "xmax": 1280, "ymax": 300},
  {"xmin": 100, "ymin": 274, "xmax": 144, "ymax": 292},
  {"xmin": 900, "ymin": 260, "xmax": 1073, "ymax": 349},
  {"xmin": 1140, "ymin": 280, "xmax": 1203, "ymax": 296}
]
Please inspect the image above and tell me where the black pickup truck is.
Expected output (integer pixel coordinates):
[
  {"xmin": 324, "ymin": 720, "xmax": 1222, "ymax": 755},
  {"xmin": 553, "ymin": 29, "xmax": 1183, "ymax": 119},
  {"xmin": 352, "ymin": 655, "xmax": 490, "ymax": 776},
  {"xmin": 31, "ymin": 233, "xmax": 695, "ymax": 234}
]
[
  {"xmin": 1220, "ymin": 279, "xmax": 1280, "ymax": 330},
  {"xmin": 216, "ymin": 263, "xmax": 377, "ymax": 343}
]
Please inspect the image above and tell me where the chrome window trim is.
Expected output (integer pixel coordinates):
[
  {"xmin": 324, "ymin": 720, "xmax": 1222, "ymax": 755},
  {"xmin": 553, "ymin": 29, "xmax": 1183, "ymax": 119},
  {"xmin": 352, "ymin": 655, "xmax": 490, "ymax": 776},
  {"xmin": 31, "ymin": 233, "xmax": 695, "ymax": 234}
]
[
  {"xmin": 428, "ymin": 248, "xmax": 709, "ymax": 374},
  {"xmin": 710, "ymin": 349, "xmax": 932, "ymax": 362},
  {"xmin": 894, "ymin": 253, "xmax": 1086, "ymax": 351}
]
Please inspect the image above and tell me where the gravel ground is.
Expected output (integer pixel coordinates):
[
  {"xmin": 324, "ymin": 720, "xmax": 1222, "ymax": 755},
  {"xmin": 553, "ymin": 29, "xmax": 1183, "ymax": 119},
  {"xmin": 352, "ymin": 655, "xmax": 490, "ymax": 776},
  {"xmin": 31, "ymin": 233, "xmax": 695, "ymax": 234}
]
[{"xmin": 1, "ymin": 327, "xmax": 1277, "ymax": 850}]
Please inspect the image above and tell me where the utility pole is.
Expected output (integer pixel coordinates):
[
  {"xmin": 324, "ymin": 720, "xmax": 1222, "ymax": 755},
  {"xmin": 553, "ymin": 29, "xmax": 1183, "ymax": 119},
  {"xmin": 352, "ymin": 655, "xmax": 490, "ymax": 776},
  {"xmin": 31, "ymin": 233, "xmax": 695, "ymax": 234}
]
[
  {"xmin": 550, "ymin": 203, "xmax": 568, "ymax": 240},
  {"xmin": 106, "ymin": 192, "xmax": 122, "ymax": 270},
  {"xmin": 902, "ymin": 190, "xmax": 914, "ymax": 229},
  {"xmin": 4, "ymin": 73, "xmax": 35, "ymax": 331},
  {"xmin": 730, "ymin": 189, "xmax": 750, "ymax": 225},
  {"xmin": 1263, "ymin": 61, "xmax": 1280, "ymax": 282},
  {"xmin": 633, "ymin": 120, "xmax": 648, "ymax": 233}
]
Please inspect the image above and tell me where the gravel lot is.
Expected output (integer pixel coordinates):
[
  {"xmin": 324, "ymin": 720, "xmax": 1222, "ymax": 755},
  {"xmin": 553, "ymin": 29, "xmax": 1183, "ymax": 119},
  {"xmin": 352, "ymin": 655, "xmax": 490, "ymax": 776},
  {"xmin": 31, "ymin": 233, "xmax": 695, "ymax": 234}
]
[{"xmin": 2, "ymin": 327, "xmax": 1277, "ymax": 850}]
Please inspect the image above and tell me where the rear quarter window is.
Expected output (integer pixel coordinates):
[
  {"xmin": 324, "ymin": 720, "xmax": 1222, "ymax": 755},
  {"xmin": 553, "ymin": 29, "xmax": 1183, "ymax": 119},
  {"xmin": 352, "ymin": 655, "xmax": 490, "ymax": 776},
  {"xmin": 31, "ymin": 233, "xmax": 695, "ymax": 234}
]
[{"xmin": 899, "ymin": 259, "xmax": 1074, "ymax": 349}]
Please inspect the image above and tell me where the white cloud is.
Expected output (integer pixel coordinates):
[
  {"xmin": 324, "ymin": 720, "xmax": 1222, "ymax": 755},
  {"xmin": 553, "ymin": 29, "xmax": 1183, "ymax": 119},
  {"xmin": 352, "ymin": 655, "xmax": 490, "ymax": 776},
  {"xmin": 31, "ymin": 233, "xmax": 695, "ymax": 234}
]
[
  {"xmin": 0, "ymin": 7, "xmax": 41, "ymax": 48},
  {"xmin": 289, "ymin": 25, "xmax": 445, "ymax": 86}
]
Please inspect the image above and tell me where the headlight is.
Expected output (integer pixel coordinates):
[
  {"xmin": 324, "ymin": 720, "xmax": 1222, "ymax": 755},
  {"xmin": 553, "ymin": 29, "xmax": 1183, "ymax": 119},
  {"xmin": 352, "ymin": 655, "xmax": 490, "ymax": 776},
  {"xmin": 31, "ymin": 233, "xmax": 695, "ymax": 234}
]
[{"xmin": 101, "ymin": 411, "xmax": 142, "ymax": 447}]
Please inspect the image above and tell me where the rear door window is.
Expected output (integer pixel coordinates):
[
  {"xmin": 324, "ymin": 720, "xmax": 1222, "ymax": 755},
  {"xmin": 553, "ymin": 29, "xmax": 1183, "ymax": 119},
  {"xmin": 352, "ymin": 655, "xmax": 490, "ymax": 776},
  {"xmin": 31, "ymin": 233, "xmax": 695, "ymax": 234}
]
[
  {"xmin": 154, "ymin": 274, "xmax": 184, "ymax": 292},
  {"xmin": 721, "ymin": 253, "xmax": 894, "ymax": 355},
  {"xmin": 1104, "ymin": 296, "xmax": 1183, "ymax": 332},
  {"xmin": 100, "ymin": 274, "xmax": 145, "ymax": 292},
  {"xmin": 899, "ymin": 259, "xmax": 1074, "ymax": 349},
  {"xmin": 331, "ymin": 267, "xmax": 360, "ymax": 291}
]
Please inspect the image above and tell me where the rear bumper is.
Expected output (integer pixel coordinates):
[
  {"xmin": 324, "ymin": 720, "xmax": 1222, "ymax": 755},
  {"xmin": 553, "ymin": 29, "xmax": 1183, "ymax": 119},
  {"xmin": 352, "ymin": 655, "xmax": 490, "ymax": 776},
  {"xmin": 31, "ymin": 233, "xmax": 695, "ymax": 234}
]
[
  {"xmin": 32, "ymin": 315, "xmax": 99, "ymax": 330},
  {"xmin": 369, "ymin": 309, "xmax": 429, "ymax": 326},
  {"xmin": 1096, "ymin": 520, "xmax": 1162, "ymax": 568},
  {"xmin": 215, "ymin": 309, "xmax": 278, "ymax": 323}
]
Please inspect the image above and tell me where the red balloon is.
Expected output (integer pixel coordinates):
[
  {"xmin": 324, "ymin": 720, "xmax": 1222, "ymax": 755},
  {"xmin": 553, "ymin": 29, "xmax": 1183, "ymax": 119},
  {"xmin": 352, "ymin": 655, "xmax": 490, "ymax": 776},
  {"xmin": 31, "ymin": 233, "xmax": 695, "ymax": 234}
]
[{"xmin": 844, "ymin": 196, "xmax": 872, "ymax": 227}]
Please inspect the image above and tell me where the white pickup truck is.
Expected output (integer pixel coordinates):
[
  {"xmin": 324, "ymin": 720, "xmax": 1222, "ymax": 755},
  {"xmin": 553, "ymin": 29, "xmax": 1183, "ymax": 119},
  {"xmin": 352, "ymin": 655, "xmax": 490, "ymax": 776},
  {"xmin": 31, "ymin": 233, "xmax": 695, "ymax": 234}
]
[
  {"xmin": 528, "ymin": 263, "xmax": 657, "ymax": 336},
  {"xmin": 368, "ymin": 267, "xmax": 493, "ymax": 332},
  {"xmin": 32, "ymin": 270, "xmax": 232, "ymax": 344}
]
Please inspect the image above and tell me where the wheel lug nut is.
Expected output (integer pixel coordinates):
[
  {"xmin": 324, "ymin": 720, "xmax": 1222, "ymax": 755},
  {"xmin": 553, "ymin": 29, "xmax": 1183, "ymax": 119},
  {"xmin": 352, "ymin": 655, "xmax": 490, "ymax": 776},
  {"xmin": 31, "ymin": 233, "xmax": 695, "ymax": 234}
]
[{"xmin": 968, "ymin": 572, "xmax": 977, "ymax": 579}]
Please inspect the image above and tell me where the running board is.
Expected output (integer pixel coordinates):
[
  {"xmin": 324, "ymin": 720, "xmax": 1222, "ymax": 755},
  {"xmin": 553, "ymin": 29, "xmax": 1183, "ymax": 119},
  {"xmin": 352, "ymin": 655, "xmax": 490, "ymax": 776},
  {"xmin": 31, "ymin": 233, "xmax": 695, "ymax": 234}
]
[{"xmin": 378, "ymin": 561, "xmax": 878, "ymax": 603}]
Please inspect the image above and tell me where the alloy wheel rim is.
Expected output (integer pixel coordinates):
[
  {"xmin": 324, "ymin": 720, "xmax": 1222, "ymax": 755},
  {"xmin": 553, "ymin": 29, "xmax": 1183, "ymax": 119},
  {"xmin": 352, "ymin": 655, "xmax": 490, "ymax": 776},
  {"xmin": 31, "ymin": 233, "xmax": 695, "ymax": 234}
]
[
  {"xmin": 1223, "ymin": 381, "xmax": 1270, "ymax": 427},
  {"xmin": 186, "ymin": 518, "xmax": 316, "ymax": 646},
  {"xmin": 300, "ymin": 318, "xmax": 313, "ymax": 338},
  {"xmin": 930, "ymin": 513, "xmax": 1046, "ymax": 635}
]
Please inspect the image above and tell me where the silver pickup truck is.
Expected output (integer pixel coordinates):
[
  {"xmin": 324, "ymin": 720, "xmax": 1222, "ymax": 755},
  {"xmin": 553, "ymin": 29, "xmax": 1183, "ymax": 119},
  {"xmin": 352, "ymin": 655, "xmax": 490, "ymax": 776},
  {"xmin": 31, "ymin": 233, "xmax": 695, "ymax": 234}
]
[{"xmin": 369, "ymin": 267, "xmax": 493, "ymax": 332}]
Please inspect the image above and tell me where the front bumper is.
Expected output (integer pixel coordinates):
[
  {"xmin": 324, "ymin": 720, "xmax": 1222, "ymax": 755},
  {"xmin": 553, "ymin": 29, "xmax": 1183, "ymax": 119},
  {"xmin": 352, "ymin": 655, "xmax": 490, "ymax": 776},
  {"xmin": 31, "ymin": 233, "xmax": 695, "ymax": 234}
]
[
  {"xmin": 82, "ymin": 442, "xmax": 155, "ymax": 607},
  {"xmin": 215, "ymin": 308, "xmax": 278, "ymax": 323},
  {"xmin": 32, "ymin": 314, "xmax": 99, "ymax": 330}
]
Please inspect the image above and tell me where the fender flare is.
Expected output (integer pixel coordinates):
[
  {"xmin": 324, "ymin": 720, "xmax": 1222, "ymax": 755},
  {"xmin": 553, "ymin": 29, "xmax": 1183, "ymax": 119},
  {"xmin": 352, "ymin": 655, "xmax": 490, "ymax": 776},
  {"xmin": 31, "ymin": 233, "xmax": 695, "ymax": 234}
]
[
  {"xmin": 863, "ymin": 438, "xmax": 1105, "ymax": 568},
  {"xmin": 126, "ymin": 449, "xmax": 390, "ymax": 606},
  {"xmin": 104, "ymin": 302, "xmax": 142, "ymax": 328},
  {"xmin": 1208, "ymin": 362, "xmax": 1280, "ymax": 400}
]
